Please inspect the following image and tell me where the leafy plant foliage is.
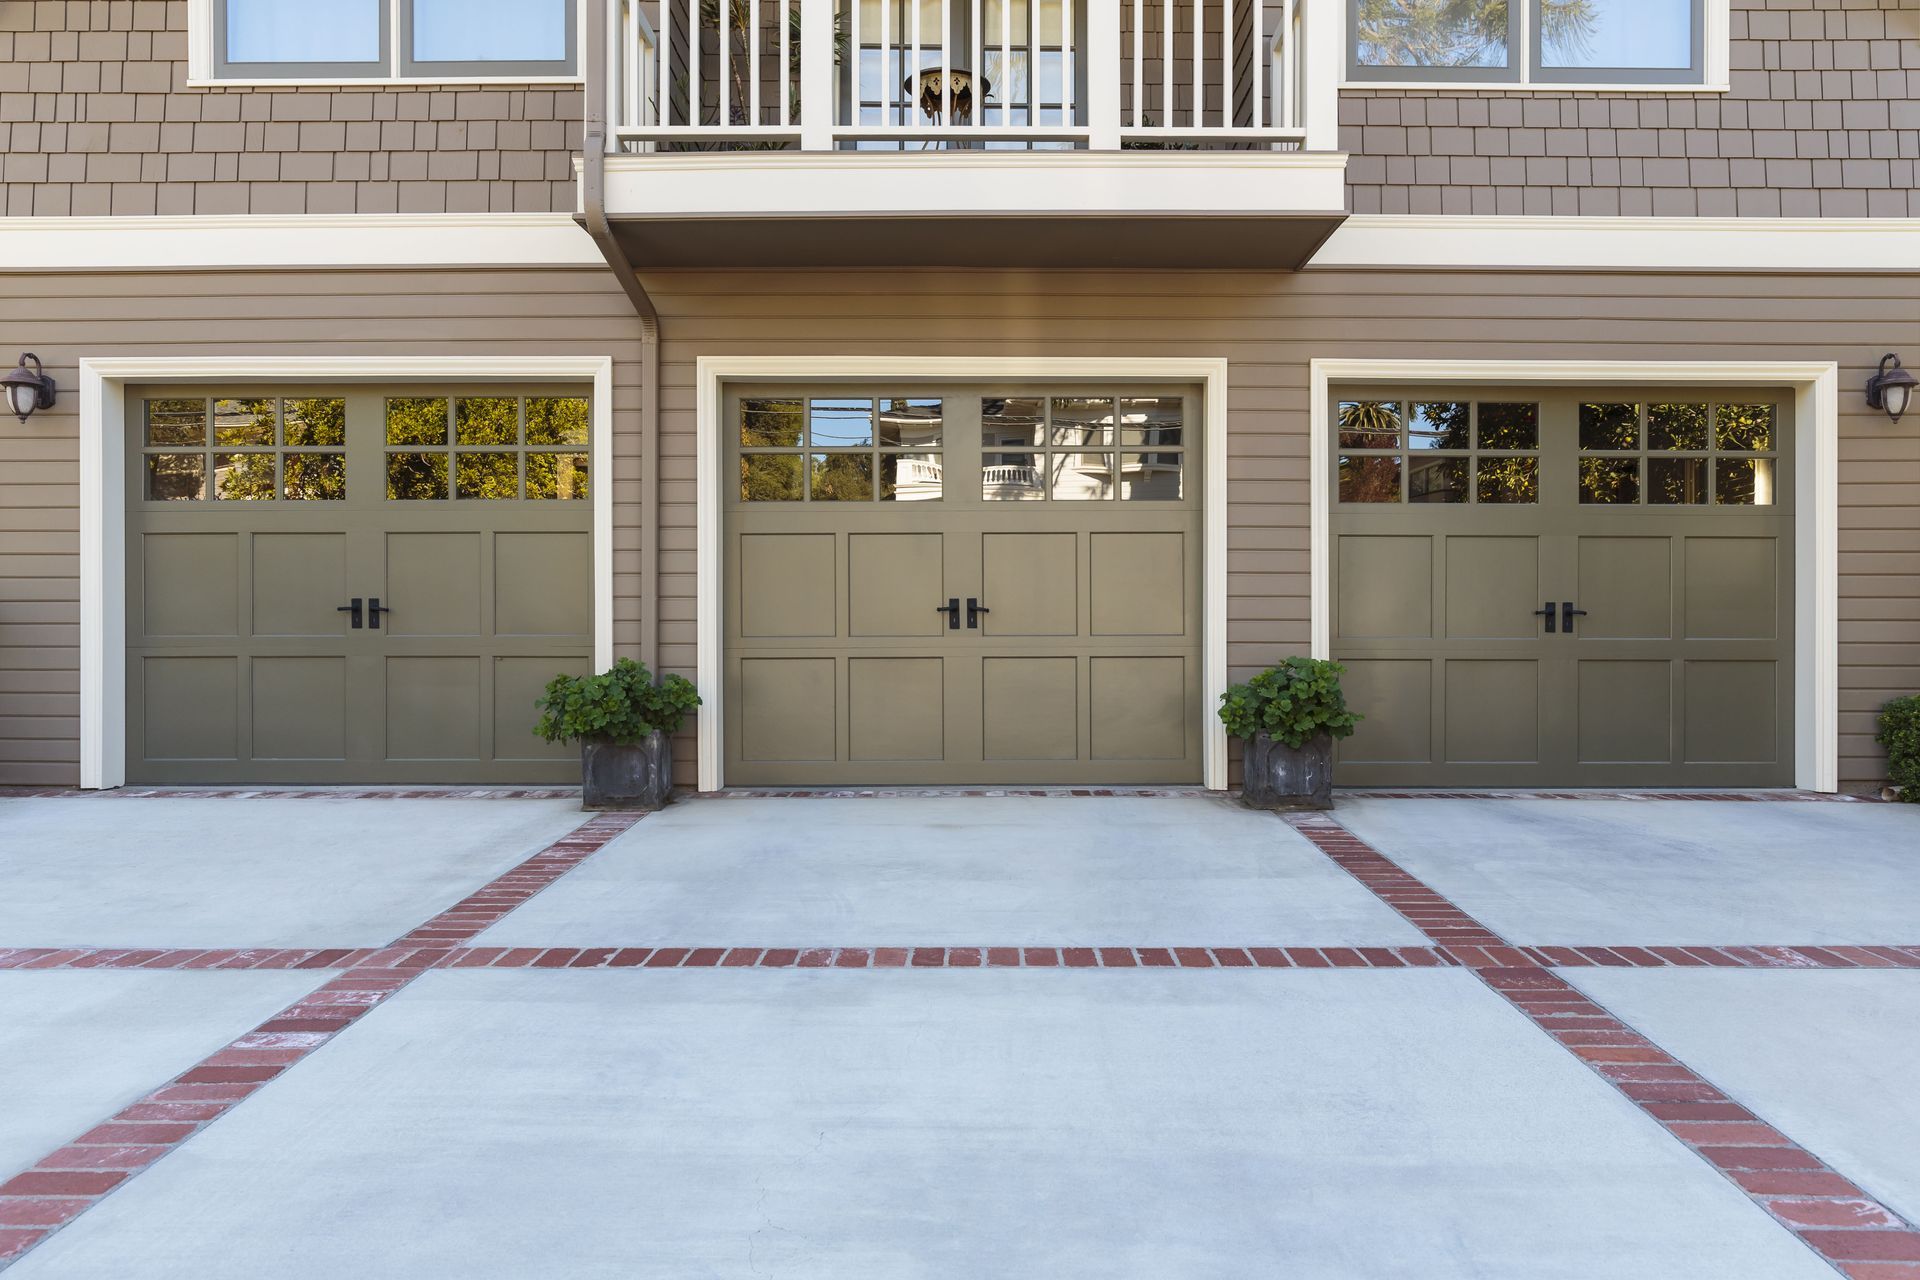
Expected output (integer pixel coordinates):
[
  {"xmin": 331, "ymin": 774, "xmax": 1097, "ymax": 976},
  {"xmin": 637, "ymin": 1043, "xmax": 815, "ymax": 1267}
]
[
  {"xmin": 535, "ymin": 659, "xmax": 702, "ymax": 746},
  {"xmin": 1877, "ymin": 695, "xmax": 1920, "ymax": 800},
  {"xmin": 1217, "ymin": 658, "xmax": 1362, "ymax": 749}
]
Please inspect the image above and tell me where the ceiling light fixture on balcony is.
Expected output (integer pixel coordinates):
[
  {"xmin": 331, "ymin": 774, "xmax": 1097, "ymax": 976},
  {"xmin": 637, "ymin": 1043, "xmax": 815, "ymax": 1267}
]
[
  {"xmin": 907, "ymin": 68, "xmax": 989, "ymax": 125},
  {"xmin": 1866, "ymin": 353, "xmax": 1915, "ymax": 425},
  {"xmin": 1, "ymin": 353, "xmax": 55, "ymax": 424}
]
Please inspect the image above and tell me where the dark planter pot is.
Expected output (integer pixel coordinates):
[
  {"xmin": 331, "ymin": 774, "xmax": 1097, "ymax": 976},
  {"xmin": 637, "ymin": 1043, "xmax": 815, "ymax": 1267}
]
[
  {"xmin": 579, "ymin": 731, "xmax": 672, "ymax": 810},
  {"xmin": 1239, "ymin": 731, "xmax": 1334, "ymax": 811}
]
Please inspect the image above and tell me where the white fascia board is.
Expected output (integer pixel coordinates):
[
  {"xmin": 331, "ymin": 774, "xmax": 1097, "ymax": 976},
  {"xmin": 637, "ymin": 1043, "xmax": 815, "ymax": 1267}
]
[
  {"xmin": 2, "ymin": 214, "xmax": 604, "ymax": 271},
  {"xmin": 602, "ymin": 151, "xmax": 1352, "ymax": 219},
  {"xmin": 1314, "ymin": 214, "xmax": 1920, "ymax": 273}
]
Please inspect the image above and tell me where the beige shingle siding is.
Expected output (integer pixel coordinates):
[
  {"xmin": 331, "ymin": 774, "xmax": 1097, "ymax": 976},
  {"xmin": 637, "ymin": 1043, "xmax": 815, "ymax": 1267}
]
[
  {"xmin": 1343, "ymin": 0, "xmax": 1920, "ymax": 216},
  {"xmin": 0, "ymin": 0, "xmax": 582, "ymax": 215}
]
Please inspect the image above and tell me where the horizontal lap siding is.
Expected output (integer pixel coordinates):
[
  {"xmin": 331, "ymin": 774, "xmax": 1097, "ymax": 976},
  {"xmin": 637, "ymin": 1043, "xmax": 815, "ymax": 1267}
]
[
  {"xmin": 0, "ymin": 266, "xmax": 646, "ymax": 785},
  {"xmin": 643, "ymin": 266, "xmax": 1917, "ymax": 789},
  {"xmin": 0, "ymin": 264, "xmax": 1913, "ymax": 789}
]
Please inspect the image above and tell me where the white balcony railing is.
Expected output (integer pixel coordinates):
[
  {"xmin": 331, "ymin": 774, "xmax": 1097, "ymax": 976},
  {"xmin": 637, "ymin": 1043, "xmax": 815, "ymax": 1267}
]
[{"xmin": 607, "ymin": 0, "xmax": 1337, "ymax": 153}]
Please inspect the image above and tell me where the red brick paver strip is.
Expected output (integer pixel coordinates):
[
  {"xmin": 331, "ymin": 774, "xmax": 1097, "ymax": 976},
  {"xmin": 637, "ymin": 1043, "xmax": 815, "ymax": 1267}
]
[{"xmin": 1283, "ymin": 812, "xmax": 1920, "ymax": 1277}]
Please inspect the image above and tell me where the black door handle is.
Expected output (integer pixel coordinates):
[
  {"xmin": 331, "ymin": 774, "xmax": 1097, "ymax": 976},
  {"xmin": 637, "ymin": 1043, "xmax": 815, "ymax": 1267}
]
[
  {"xmin": 935, "ymin": 598, "xmax": 959, "ymax": 629},
  {"xmin": 368, "ymin": 598, "xmax": 393, "ymax": 628},
  {"xmin": 1532, "ymin": 602, "xmax": 1556, "ymax": 634},
  {"xmin": 1562, "ymin": 602, "xmax": 1589, "ymax": 633},
  {"xmin": 967, "ymin": 598, "xmax": 990, "ymax": 628},
  {"xmin": 336, "ymin": 598, "xmax": 363, "ymax": 629}
]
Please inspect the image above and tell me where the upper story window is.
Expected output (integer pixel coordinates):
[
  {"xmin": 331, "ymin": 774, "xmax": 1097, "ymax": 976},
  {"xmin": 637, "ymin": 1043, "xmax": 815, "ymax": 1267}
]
[
  {"xmin": 209, "ymin": 0, "xmax": 576, "ymax": 82},
  {"xmin": 1350, "ymin": 0, "xmax": 1713, "ymax": 88}
]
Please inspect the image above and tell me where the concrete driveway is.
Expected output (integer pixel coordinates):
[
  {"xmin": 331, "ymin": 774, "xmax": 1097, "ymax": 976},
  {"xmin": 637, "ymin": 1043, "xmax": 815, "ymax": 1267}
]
[{"xmin": 1, "ymin": 790, "xmax": 1916, "ymax": 1278}]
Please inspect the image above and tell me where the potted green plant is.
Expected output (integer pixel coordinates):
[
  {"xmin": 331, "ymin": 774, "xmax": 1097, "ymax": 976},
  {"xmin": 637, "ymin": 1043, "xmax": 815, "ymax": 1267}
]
[
  {"xmin": 1877, "ymin": 695, "xmax": 1919, "ymax": 802},
  {"xmin": 1218, "ymin": 657, "xmax": 1362, "ymax": 811},
  {"xmin": 534, "ymin": 658, "xmax": 701, "ymax": 810}
]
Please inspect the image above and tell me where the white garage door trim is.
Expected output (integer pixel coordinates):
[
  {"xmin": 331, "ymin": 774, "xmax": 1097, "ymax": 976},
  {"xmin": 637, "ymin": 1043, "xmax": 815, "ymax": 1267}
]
[
  {"xmin": 1308, "ymin": 358, "xmax": 1840, "ymax": 794},
  {"xmin": 78, "ymin": 355, "xmax": 617, "ymax": 791},
  {"xmin": 697, "ymin": 356, "xmax": 1232, "ymax": 793}
]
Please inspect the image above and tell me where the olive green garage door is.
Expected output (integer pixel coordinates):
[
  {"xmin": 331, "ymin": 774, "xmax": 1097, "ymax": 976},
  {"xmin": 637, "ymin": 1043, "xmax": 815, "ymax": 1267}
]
[
  {"xmin": 724, "ymin": 387, "xmax": 1202, "ymax": 786},
  {"xmin": 1330, "ymin": 388, "xmax": 1793, "ymax": 788},
  {"xmin": 126, "ymin": 387, "xmax": 593, "ymax": 785}
]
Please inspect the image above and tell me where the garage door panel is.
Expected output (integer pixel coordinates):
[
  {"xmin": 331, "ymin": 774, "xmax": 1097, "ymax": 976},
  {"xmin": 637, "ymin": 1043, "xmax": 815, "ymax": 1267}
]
[
  {"xmin": 387, "ymin": 532, "xmax": 482, "ymax": 638},
  {"xmin": 739, "ymin": 533, "xmax": 835, "ymax": 639},
  {"xmin": 143, "ymin": 657, "xmax": 239, "ymax": 761},
  {"xmin": 1090, "ymin": 533, "xmax": 1184, "ymax": 637},
  {"xmin": 1444, "ymin": 660, "xmax": 1540, "ymax": 763},
  {"xmin": 1684, "ymin": 661, "xmax": 1778, "ymax": 764},
  {"xmin": 495, "ymin": 656, "xmax": 585, "ymax": 762},
  {"xmin": 1576, "ymin": 660, "xmax": 1672, "ymax": 764},
  {"xmin": 981, "ymin": 533, "xmax": 1076, "ymax": 636},
  {"xmin": 1576, "ymin": 537, "xmax": 1672, "ymax": 640},
  {"xmin": 849, "ymin": 534, "xmax": 943, "ymax": 637},
  {"xmin": 1090, "ymin": 656, "xmax": 1186, "ymax": 761},
  {"xmin": 1337, "ymin": 659, "xmax": 1433, "ymax": 765},
  {"xmin": 848, "ymin": 658, "xmax": 944, "ymax": 761},
  {"xmin": 739, "ymin": 657, "xmax": 837, "ymax": 763},
  {"xmin": 1337, "ymin": 536, "xmax": 1431, "ymax": 639},
  {"xmin": 252, "ymin": 533, "xmax": 348, "ymax": 638},
  {"xmin": 384, "ymin": 656, "xmax": 482, "ymax": 761},
  {"xmin": 1685, "ymin": 538, "xmax": 1778, "ymax": 640},
  {"xmin": 252, "ymin": 656, "xmax": 348, "ymax": 761},
  {"xmin": 144, "ymin": 533, "xmax": 238, "ymax": 638},
  {"xmin": 981, "ymin": 657, "xmax": 1078, "ymax": 761},
  {"xmin": 1445, "ymin": 536, "xmax": 1540, "ymax": 639},
  {"xmin": 495, "ymin": 533, "xmax": 591, "ymax": 638}
]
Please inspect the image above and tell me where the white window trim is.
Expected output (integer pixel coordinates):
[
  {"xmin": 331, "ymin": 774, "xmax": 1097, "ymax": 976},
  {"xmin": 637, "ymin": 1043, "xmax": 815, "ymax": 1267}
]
[
  {"xmin": 186, "ymin": 0, "xmax": 585, "ymax": 87},
  {"xmin": 695, "ymin": 356, "xmax": 1232, "ymax": 793},
  {"xmin": 1343, "ymin": 0, "xmax": 1730, "ymax": 93},
  {"xmin": 1309, "ymin": 358, "xmax": 1840, "ymax": 793},
  {"xmin": 78, "ymin": 355, "xmax": 616, "ymax": 791}
]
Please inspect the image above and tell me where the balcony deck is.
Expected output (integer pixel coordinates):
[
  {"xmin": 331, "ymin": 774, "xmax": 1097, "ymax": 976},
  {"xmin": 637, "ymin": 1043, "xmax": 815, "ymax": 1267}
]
[{"xmin": 595, "ymin": 0, "xmax": 1345, "ymax": 268}]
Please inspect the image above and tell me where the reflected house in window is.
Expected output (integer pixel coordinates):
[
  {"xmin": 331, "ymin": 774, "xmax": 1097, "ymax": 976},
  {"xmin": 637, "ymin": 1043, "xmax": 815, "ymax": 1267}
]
[{"xmin": 983, "ymin": 394, "xmax": 1183, "ymax": 501}]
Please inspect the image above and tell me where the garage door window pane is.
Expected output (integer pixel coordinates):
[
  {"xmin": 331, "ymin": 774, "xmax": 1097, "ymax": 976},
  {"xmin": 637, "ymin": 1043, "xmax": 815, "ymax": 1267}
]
[
  {"xmin": 1648, "ymin": 456, "xmax": 1706, "ymax": 504},
  {"xmin": 879, "ymin": 398, "xmax": 943, "ymax": 447},
  {"xmin": 527, "ymin": 452, "xmax": 589, "ymax": 500},
  {"xmin": 284, "ymin": 398, "xmax": 346, "ymax": 446},
  {"xmin": 1716, "ymin": 404, "xmax": 1774, "ymax": 452},
  {"xmin": 146, "ymin": 400, "xmax": 208, "ymax": 446},
  {"xmin": 1051, "ymin": 452, "xmax": 1113, "ymax": 500},
  {"xmin": 1119, "ymin": 453, "xmax": 1181, "ymax": 500},
  {"xmin": 1579, "ymin": 403, "xmax": 1639, "ymax": 450},
  {"xmin": 1715, "ymin": 457, "xmax": 1774, "ymax": 506},
  {"xmin": 456, "ymin": 451, "xmax": 519, "ymax": 499},
  {"xmin": 387, "ymin": 398, "xmax": 449, "ymax": 445},
  {"xmin": 1476, "ymin": 402, "xmax": 1538, "ymax": 449},
  {"xmin": 146, "ymin": 454, "xmax": 206, "ymax": 501},
  {"xmin": 214, "ymin": 398, "xmax": 275, "ymax": 446},
  {"xmin": 1119, "ymin": 397, "xmax": 1183, "ymax": 447},
  {"xmin": 740, "ymin": 453, "xmax": 803, "ymax": 501},
  {"xmin": 455, "ymin": 397, "xmax": 519, "ymax": 445},
  {"xmin": 880, "ymin": 453, "xmax": 942, "ymax": 501},
  {"xmin": 1410, "ymin": 402, "xmax": 1469, "ymax": 449},
  {"xmin": 1339, "ymin": 454, "xmax": 1401, "ymax": 502},
  {"xmin": 1579, "ymin": 456, "xmax": 1639, "ymax": 504},
  {"xmin": 1475, "ymin": 456, "xmax": 1537, "ymax": 504},
  {"xmin": 983, "ymin": 452, "xmax": 1043, "ymax": 500},
  {"xmin": 527, "ymin": 397, "xmax": 590, "ymax": 445},
  {"xmin": 1648, "ymin": 402, "xmax": 1707, "ymax": 450},
  {"xmin": 810, "ymin": 399, "xmax": 874, "ymax": 448},
  {"xmin": 742, "ymin": 398, "xmax": 804, "ymax": 448},
  {"xmin": 983, "ymin": 397, "xmax": 1046, "ymax": 448},
  {"xmin": 214, "ymin": 453, "xmax": 277, "ymax": 500},
  {"xmin": 1337, "ymin": 400, "xmax": 1400, "ymax": 448},
  {"xmin": 387, "ymin": 452, "xmax": 449, "ymax": 500},
  {"xmin": 1409, "ymin": 455, "xmax": 1467, "ymax": 503},
  {"xmin": 284, "ymin": 453, "xmax": 346, "ymax": 501},
  {"xmin": 811, "ymin": 452, "xmax": 873, "ymax": 501},
  {"xmin": 1051, "ymin": 398, "xmax": 1114, "ymax": 447}
]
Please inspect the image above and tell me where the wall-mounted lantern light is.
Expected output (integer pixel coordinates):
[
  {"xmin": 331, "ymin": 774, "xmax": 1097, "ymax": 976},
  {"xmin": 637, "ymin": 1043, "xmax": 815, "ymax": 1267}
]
[
  {"xmin": 1865, "ymin": 353, "xmax": 1915, "ymax": 425},
  {"xmin": 1, "ymin": 353, "xmax": 55, "ymax": 424}
]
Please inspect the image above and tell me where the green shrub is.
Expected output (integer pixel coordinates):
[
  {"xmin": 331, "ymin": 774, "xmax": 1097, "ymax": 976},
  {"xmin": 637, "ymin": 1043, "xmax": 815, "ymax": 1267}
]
[
  {"xmin": 1877, "ymin": 695, "xmax": 1920, "ymax": 800},
  {"xmin": 1218, "ymin": 657, "xmax": 1362, "ymax": 749},
  {"xmin": 534, "ymin": 658, "xmax": 701, "ymax": 746}
]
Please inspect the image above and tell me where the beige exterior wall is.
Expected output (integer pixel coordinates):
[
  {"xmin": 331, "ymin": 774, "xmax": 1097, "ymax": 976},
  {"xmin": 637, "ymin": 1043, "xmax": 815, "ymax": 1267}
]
[
  {"xmin": 1, "ymin": 264, "xmax": 1914, "ymax": 789},
  {"xmin": 1344, "ymin": 0, "xmax": 1920, "ymax": 216},
  {"xmin": 0, "ymin": 1, "xmax": 581, "ymax": 215}
]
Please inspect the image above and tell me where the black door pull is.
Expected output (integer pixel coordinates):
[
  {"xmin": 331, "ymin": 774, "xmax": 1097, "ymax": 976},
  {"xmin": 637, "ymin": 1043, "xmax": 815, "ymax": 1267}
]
[
  {"xmin": 967, "ymin": 598, "xmax": 990, "ymax": 629},
  {"xmin": 1533, "ymin": 602, "xmax": 1556, "ymax": 634},
  {"xmin": 935, "ymin": 598, "xmax": 960, "ymax": 629},
  {"xmin": 1562, "ymin": 602, "xmax": 1589, "ymax": 634},
  {"xmin": 368, "ymin": 598, "xmax": 393, "ymax": 628},
  {"xmin": 336, "ymin": 598, "xmax": 363, "ymax": 629}
]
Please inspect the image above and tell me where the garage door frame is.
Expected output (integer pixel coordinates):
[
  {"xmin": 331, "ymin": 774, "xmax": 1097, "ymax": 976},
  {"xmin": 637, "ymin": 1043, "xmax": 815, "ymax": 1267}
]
[
  {"xmin": 1310, "ymin": 358, "xmax": 1840, "ymax": 793},
  {"xmin": 696, "ymin": 357, "xmax": 1232, "ymax": 792},
  {"xmin": 77, "ymin": 355, "xmax": 616, "ymax": 790}
]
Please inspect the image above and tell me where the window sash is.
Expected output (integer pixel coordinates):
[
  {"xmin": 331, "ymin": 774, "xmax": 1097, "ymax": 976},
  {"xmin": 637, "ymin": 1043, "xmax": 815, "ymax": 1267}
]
[
  {"xmin": 1347, "ymin": 0, "xmax": 1706, "ymax": 86},
  {"xmin": 211, "ymin": 0, "xmax": 577, "ymax": 81}
]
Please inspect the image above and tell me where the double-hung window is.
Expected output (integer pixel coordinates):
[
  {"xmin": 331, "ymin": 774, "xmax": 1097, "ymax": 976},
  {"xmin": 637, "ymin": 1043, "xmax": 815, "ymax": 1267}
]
[
  {"xmin": 1349, "ymin": 0, "xmax": 1713, "ymax": 88},
  {"xmin": 210, "ymin": 0, "xmax": 577, "ymax": 82}
]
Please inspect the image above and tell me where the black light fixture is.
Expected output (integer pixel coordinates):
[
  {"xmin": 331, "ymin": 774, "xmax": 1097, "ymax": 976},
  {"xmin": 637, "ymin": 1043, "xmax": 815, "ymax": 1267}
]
[
  {"xmin": 1865, "ymin": 352, "xmax": 1915, "ymax": 425},
  {"xmin": 2, "ymin": 353, "xmax": 55, "ymax": 424}
]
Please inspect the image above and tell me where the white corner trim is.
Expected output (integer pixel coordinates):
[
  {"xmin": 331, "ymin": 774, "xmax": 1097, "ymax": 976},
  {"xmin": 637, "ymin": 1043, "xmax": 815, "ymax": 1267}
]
[
  {"xmin": 78, "ymin": 354, "xmax": 615, "ymax": 790},
  {"xmin": 695, "ymin": 355, "xmax": 1232, "ymax": 793},
  {"xmin": 1313, "ymin": 215, "xmax": 1920, "ymax": 273},
  {"xmin": 1309, "ymin": 358, "xmax": 1839, "ymax": 793},
  {"xmin": 1, "ymin": 214, "xmax": 604, "ymax": 272}
]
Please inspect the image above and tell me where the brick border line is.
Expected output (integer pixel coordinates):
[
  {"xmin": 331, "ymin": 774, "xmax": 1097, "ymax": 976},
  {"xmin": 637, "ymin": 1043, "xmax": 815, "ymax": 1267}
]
[
  {"xmin": 8, "ymin": 943, "xmax": 1919, "ymax": 973},
  {"xmin": 2, "ymin": 786, "xmax": 1878, "ymax": 803},
  {"xmin": 0, "ymin": 787, "xmax": 582, "ymax": 801},
  {"xmin": 1285, "ymin": 813, "xmax": 1920, "ymax": 1278},
  {"xmin": 0, "ymin": 811, "xmax": 644, "ymax": 1270},
  {"xmin": 1345, "ymin": 790, "xmax": 1872, "ymax": 803}
]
